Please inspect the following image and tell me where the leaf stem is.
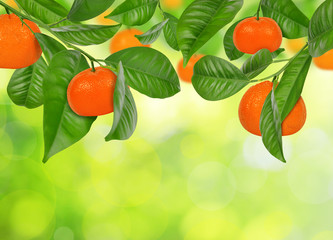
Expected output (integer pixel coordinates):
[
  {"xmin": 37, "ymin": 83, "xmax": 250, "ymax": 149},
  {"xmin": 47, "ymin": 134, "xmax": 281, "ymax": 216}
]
[
  {"xmin": 48, "ymin": 17, "xmax": 67, "ymax": 27},
  {"xmin": 91, "ymin": 60, "xmax": 96, "ymax": 72},
  {"xmin": 256, "ymin": 0, "xmax": 263, "ymax": 20}
]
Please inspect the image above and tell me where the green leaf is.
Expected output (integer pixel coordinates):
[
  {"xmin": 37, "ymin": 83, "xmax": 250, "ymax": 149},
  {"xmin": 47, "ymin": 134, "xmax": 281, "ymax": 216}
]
[
  {"xmin": 271, "ymin": 48, "xmax": 285, "ymax": 58},
  {"xmin": 7, "ymin": 57, "xmax": 47, "ymax": 109},
  {"xmin": 43, "ymin": 50, "xmax": 96, "ymax": 163},
  {"xmin": 67, "ymin": 0, "xmax": 115, "ymax": 22},
  {"xmin": 105, "ymin": 0, "xmax": 158, "ymax": 26},
  {"xmin": 241, "ymin": 49, "xmax": 273, "ymax": 79},
  {"xmin": 177, "ymin": 0, "xmax": 243, "ymax": 65},
  {"xmin": 35, "ymin": 33, "xmax": 66, "ymax": 65},
  {"xmin": 308, "ymin": 0, "xmax": 333, "ymax": 57},
  {"xmin": 261, "ymin": 0, "xmax": 309, "ymax": 39},
  {"xmin": 105, "ymin": 47, "xmax": 180, "ymax": 98},
  {"xmin": 15, "ymin": 0, "xmax": 68, "ymax": 24},
  {"xmin": 163, "ymin": 12, "xmax": 179, "ymax": 51},
  {"xmin": 275, "ymin": 48, "xmax": 312, "ymax": 120},
  {"xmin": 105, "ymin": 62, "xmax": 137, "ymax": 141},
  {"xmin": 260, "ymin": 85, "xmax": 286, "ymax": 162},
  {"xmin": 192, "ymin": 55, "xmax": 249, "ymax": 101},
  {"xmin": 51, "ymin": 24, "xmax": 121, "ymax": 46},
  {"xmin": 135, "ymin": 19, "xmax": 169, "ymax": 45},
  {"xmin": 224, "ymin": 19, "xmax": 245, "ymax": 61}
]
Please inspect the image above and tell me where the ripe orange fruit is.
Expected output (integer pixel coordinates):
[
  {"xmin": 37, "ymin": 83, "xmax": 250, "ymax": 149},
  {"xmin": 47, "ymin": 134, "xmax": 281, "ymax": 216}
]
[
  {"xmin": 0, "ymin": 14, "xmax": 42, "ymax": 69},
  {"xmin": 67, "ymin": 67, "xmax": 117, "ymax": 116},
  {"xmin": 110, "ymin": 29, "xmax": 150, "ymax": 53},
  {"xmin": 313, "ymin": 49, "xmax": 333, "ymax": 70},
  {"xmin": 161, "ymin": 0, "xmax": 183, "ymax": 9},
  {"xmin": 96, "ymin": 9, "xmax": 117, "ymax": 25},
  {"xmin": 177, "ymin": 54, "xmax": 204, "ymax": 83},
  {"xmin": 285, "ymin": 38, "xmax": 306, "ymax": 54},
  {"xmin": 233, "ymin": 17, "xmax": 283, "ymax": 54},
  {"xmin": 238, "ymin": 81, "xmax": 306, "ymax": 136}
]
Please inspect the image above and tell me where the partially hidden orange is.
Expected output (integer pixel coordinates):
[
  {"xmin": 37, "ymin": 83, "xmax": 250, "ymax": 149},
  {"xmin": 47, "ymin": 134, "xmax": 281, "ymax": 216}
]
[
  {"xmin": 177, "ymin": 55, "xmax": 204, "ymax": 83},
  {"xmin": 313, "ymin": 49, "xmax": 333, "ymax": 70},
  {"xmin": 110, "ymin": 29, "xmax": 150, "ymax": 53}
]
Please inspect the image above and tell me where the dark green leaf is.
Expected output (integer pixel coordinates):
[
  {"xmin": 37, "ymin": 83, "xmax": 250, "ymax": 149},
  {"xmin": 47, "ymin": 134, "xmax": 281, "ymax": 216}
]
[
  {"xmin": 275, "ymin": 48, "xmax": 311, "ymax": 120},
  {"xmin": 7, "ymin": 57, "xmax": 47, "ymax": 109},
  {"xmin": 43, "ymin": 50, "xmax": 96, "ymax": 163},
  {"xmin": 67, "ymin": 0, "xmax": 115, "ymax": 21},
  {"xmin": 308, "ymin": 0, "xmax": 333, "ymax": 57},
  {"xmin": 35, "ymin": 33, "xmax": 66, "ymax": 64},
  {"xmin": 177, "ymin": 0, "xmax": 243, "ymax": 65},
  {"xmin": 241, "ymin": 49, "xmax": 273, "ymax": 79},
  {"xmin": 105, "ymin": 47, "xmax": 180, "ymax": 98},
  {"xmin": 260, "ymin": 85, "xmax": 286, "ymax": 162},
  {"xmin": 105, "ymin": 62, "xmax": 137, "ymax": 141},
  {"xmin": 261, "ymin": 0, "xmax": 309, "ymax": 39},
  {"xmin": 15, "ymin": 0, "xmax": 68, "ymax": 24},
  {"xmin": 163, "ymin": 12, "xmax": 179, "ymax": 51},
  {"xmin": 105, "ymin": 0, "xmax": 158, "ymax": 26},
  {"xmin": 51, "ymin": 24, "xmax": 121, "ymax": 46},
  {"xmin": 192, "ymin": 55, "xmax": 249, "ymax": 101},
  {"xmin": 271, "ymin": 48, "xmax": 285, "ymax": 58},
  {"xmin": 224, "ymin": 19, "xmax": 245, "ymax": 61},
  {"xmin": 135, "ymin": 19, "xmax": 169, "ymax": 45}
]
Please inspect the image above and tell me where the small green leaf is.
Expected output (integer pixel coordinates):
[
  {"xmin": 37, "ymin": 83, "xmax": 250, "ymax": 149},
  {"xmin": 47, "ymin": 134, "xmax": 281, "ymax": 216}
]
[
  {"xmin": 51, "ymin": 24, "xmax": 121, "ymax": 46},
  {"xmin": 105, "ymin": 0, "xmax": 158, "ymax": 26},
  {"xmin": 177, "ymin": 0, "xmax": 243, "ymax": 65},
  {"xmin": 105, "ymin": 62, "xmax": 137, "ymax": 141},
  {"xmin": 7, "ymin": 57, "xmax": 47, "ymax": 109},
  {"xmin": 192, "ymin": 55, "xmax": 249, "ymax": 101},
  {"xmin": 135, "ymin": 19, "xmax": 169, "ymax": 45},
  {"xmin": 224, "ymin": 19, "xmax": 245, "ymax": 61},
  {"xmin": 43, "ymin": 50, "xmax": 96, "ymax": 163},
  {"xmin": 15, "ymin": 0, "xmax": 68, "ymax": 24},
  {"xmin": 163, "ymin": 12, "xmax": 179, "ymax": 51},
  {"xmin": 105, "ymin": 47, "xmax": 180, "ymax": 98},
  {"xmin": 308, "ymin": 0, "xmax": 333, "ymax": 57},
  {"xmin": 260, "ymin": 85, "xmax": 286, "ymax": 162},
  {"xmin": 35, "ymin": 33, "xmax": 66, "ymax": 65},
  {"xmin": 241, "ymin": 49, "xmax": 273, "ymax": 79},
  {"xmin": 271, "ymin": 48, "xmax": 285, "ymax": 58},
  {"xmin": 261, "ymin": 0, "xmax": 309, "ymax": 39},
  {"xmin": 275, "ymin": 48, "xmax": 312, "ymax": 120},
  {"xmin": 67, "ymin": 0, "xmax": 115, "ymax": 22}
]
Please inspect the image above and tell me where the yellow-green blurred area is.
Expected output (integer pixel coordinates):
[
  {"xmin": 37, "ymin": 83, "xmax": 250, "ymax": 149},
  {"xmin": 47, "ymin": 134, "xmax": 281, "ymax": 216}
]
[{"xmin": 1, "ymin": 0, "xmax": 333, "ymax": 239}]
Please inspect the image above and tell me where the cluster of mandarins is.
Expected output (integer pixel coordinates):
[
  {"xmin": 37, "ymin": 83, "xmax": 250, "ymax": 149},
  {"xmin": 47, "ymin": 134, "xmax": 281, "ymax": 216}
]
[{"xmin": 0, "ymin": 10, "xmax": 331, "ymax": 137}]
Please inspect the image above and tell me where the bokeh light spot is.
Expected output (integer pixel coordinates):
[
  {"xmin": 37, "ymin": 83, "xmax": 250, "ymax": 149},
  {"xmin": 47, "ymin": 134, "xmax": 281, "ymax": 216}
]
[
  {"xmin": 180, "ymin": 134, "xmax": 204, "ymax": 159},
  {"xmin": 187, "ymin": 161, "xmax": 236, "ymax": 211}
]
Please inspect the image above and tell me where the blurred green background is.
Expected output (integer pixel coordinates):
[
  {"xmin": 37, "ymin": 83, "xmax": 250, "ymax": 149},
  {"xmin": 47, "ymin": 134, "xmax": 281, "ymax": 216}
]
[{"xmin": 1, "ymin": 0, "xmax": 333, "ymax": 239}]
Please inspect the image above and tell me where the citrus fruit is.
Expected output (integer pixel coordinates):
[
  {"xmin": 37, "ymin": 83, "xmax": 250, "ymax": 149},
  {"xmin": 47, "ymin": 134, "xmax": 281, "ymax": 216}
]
[
  {"xmin": 0, "ymin": 14, "xmax": 42, "ymax": 69},
  {"xmin": 110, "ymin": 29, "xmax": 150, "ymax": 53},
  {"xmin": 96, "ymin": 9, "xmax": 117, "ymax": 25},
  {"xmin": 233, "ymin": 17, "xmax": 283, "ymax": 54},
  {"xmin": 5, "ymin": 0, "xmax": 18, "ymax": 9},
  {"xmin": 285, "ymin": 38, "xmax": 307, "ymax": 54},
  {"xmin": 67, "ymin": 67, "xmax": 117, "ymax": 116},
  {"xmin": 177, "ymin": 55, "xmax": 204, "ymax": 83},
  {"xmin": 238, "ymin": 81, "xmax": 306, "ymax": 136},
  {"xmin": 161, "ymin": 0, "xmax": 183, "ymax": 9},
  {"xmin": 313, "ymin": 49, "xmax": 333, "ymax": 70}
]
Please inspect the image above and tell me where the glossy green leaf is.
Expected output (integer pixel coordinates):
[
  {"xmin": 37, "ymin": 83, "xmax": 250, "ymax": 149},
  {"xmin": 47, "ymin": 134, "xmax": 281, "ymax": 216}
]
[
  {"xmin": 163, "ymin": 13, "xmax": 179, "ymax": 51},
  {"xmin": 105, "ymin": 0, "xmax": 158, "ymax": 26},
  {"xmin": 241, "ymin": 49, "xmax": 273, "ymax": 79},
  {"xmin": 275, "ymin": 48, "xmax": 311, "ymax": 120},
  {"xmin": 15, "ymin": 0, "xmax": 68, "ymax": 24},
  {"xmin": 105, "ymin": 47, "xmax": 180, "ymax": 98},
  {"xmin": 261, "ymin": 0, "xmax": 309, "ymax": 39},
  {"xmin": 260, "ymin": 85, "xmax": 286, "ymax": 162},
  {"xmin": 43, "ymin": 50, "xmax": 96, "ymax": 163},
  {"xmin": 192, "ymin": 55, "xmax": 249, "ymax": 101},
  {"xmin": 308, "ymin": 0, "xmax": 333, "ymax": 57},
  {"xmin": 177, "ymin": 0, "xmax": 243, "ymax": 65},
  {"xmin": 7, "ymin": 57, "xmax": 47, "ymax": 109},
  {"xmin": 35, "ymin": 33, "xmax": 66, "ymax": 65},
  {"xmin": 67, "ymin": 0, "xmax": 115, "ymax": 21},
  {"xmin": 105, "ymin": 62, "xmax": 137, "ymax": 141},
  {"xmin": 51, "ymin": 24, "xmax": 121, "ymax": 46},
  {"xmin": 135, "ymin": 19, "xmax": 169, "ymax": 45},
  {"xmin": 224, "ymin": 19, "xmax": 244, "ymax": 61},
  {"xmin": 271, "ymin": 48, "xmax": 285, "ymax": 58}
]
